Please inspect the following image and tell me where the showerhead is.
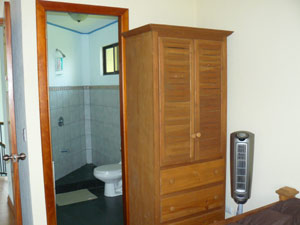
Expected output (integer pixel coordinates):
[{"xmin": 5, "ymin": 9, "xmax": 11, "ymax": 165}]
[{"xmin": 56, "ymin": 48, "xmax": 66, "ymax": 58}]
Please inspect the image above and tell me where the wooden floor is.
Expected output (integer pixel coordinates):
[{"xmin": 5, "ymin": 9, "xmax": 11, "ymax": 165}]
[{"xmin": 0, "ymin": 177, "xmax": 15, "ymax": 225}]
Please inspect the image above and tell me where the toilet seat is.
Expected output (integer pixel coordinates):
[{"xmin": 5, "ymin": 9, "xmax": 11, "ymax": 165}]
[{"xmin": 94, "ymin": 164, "xmax": 121, "ymax": 177}]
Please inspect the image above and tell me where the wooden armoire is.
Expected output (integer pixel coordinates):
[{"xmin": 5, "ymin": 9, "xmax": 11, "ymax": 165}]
[{"xmin": 124, "ymin": 24, "xmax": 233, "ymax": 225}]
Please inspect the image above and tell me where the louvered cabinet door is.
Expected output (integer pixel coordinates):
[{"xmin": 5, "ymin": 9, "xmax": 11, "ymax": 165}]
[
  {"xmin": 159, "ymin": 38, "xmax": 195, "ymax": 166},
  {"xmin": 195, "ymin": 40, "xmax": 224, "ymax": 160}
]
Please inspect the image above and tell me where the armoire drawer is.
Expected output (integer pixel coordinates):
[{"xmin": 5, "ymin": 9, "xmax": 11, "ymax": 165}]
[
  {"xmin": 165, "ymin": 209, "xmax": 224, "ymax": 225},
  {"xmin": 160, "ymin": 159, "xmax": 224, "ymax": 195},
  {"xmin": 160, "ymin": 184, "xmax": 224, "ymax": 222}
]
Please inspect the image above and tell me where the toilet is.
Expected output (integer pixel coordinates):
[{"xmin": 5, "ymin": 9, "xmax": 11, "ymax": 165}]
[{"xmin": 93, "ymin": 163, "xmax": 122, "ymax": 197}]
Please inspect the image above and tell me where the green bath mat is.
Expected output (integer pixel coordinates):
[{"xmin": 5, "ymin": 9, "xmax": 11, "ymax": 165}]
[{"xmin": 56, "ymin": 189, "xmax": 97, "ymax": 206}]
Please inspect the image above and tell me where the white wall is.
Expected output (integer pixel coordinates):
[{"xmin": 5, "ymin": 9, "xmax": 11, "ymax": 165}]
[
  {"xmin": 89, "ymin": 22, "xmax": 119, "ymax": 85},
  {"xmin": 80, "ymin": 35, "xmax": 90, "ymax": 84},
  {"xmin": 196, "ymin": 0, "xmax": 300, "ymax": 216},
  {"xmin": 52, "ymin": 0, "xmax": 197, "ymax": 29},
  {"xmin": 14, "ymin": 0, "xmax": 196, "ymax": 224},
  {"xmin": 48, "ymin": 21, "xmax": 120, "ymax": 86},
  {"xmin": 47, "ymin": 24, "xmax": 83, "ymax": 86}
]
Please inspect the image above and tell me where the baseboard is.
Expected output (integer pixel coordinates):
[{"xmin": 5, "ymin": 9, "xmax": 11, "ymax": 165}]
[{"xmin": 7, "ymin": 195, "xmax": 16, "ymax": 217}]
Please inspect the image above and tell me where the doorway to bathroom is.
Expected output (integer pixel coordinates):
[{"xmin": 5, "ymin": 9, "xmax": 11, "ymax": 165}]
[
  {"xmin": 47, "ymin": 11, "xmax": 123, "ymax": 225},
  {"xmin": 36, "ymin": 2, "xmax": 129, "ymax": 225}
]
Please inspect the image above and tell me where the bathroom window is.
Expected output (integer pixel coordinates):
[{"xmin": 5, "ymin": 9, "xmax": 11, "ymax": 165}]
[{"xmin": 103, "ymin": 43, "xmax": 119, "ymax": 75}]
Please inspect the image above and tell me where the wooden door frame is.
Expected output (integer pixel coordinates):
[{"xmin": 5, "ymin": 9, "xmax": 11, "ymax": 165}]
[
  {"xmin": 3, "ymin": 2, "xmax": 23, "ymax": 225},
  {"xmin": 35, "ymin": 1, "xmax": 129, "ymax": 225}
]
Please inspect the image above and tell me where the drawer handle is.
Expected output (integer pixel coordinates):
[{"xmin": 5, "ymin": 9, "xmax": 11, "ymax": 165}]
[
  {"xmin": 214, "ymin": 195, "xmax": 219, "ymax": 200},
  {"xmin": 169, "ymin": 178, "xmax": 175, "ymax": 184},
  {"xmin": 170, "ymin": 206, "xmax": 175, "ymax": 212},
  {"xmin": 214, "ymin": 169, "xmax": 219, "ymax": 175}
]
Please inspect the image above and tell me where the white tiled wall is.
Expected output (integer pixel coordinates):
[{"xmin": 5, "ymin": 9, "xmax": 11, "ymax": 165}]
[
  {"xmin": 90, "ymin": 87, "xmax": 121, "ymax": 166},
  {"xmin": 49, "ymin": 86, "xmax": 121, "ymax": 180},
  {"xmin": 49, "ymin": 87, "xmax": 86, "ymax": 180}
]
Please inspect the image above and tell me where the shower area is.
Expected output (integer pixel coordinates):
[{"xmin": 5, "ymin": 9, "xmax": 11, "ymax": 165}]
[
  {"xmin": 47, "ymin": 12, "xmax": 123, "ymax": 225},
  {"xmin": 49, "ymin": 86, "xmax": 121, "ymax": 186}
]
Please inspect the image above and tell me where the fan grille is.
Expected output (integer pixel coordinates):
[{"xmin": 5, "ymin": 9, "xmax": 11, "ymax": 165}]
[{"xmin": 235, "ymin": 143, "xmax": 247, "ymax": 192}]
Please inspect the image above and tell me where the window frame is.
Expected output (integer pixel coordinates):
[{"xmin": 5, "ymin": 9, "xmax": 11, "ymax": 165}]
[{"xmin": 102, "ymin": 42, "xmax": 119, "ymax": 75}]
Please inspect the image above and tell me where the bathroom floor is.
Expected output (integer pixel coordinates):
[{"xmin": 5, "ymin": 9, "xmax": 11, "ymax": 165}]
[{"xmin": 55, "ymin": 164, "xmax": 123, "ymax": 225}]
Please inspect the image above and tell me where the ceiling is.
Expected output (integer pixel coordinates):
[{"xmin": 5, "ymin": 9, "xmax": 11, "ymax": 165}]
[{"xmin": 47, "ymin": 11, "xmax": 118, "ymax": 34}]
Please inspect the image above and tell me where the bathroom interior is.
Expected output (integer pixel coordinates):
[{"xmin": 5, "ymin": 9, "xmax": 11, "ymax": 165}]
[{"xmin": 47, "ymin": 11, "xmax": 123, "ymax": 225}]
